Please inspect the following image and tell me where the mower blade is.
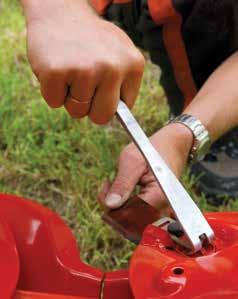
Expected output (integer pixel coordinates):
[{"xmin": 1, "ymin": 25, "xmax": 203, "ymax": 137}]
[{"xmin": 102, "ymin": 196, "xmax": 161, "ymax": 244}]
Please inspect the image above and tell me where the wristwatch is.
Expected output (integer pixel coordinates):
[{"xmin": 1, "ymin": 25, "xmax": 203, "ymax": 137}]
[{"xmin": 168, "ymin": 114, "xmax": 211, "ymax": 162}]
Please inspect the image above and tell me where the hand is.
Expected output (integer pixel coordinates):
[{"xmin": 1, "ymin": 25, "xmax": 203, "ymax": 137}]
[
  {"xmin": 22, "ymin": 0, "xmax": 144, "ymax": 124},
  {"xmin": 99, "ymin": 123, "xmax": 193, "ymax": 210}
]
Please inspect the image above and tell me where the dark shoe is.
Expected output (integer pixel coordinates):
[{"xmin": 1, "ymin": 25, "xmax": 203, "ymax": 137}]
[{"xmin": 190, "ymin": 128, "xmax": 238, "ymax": 205}]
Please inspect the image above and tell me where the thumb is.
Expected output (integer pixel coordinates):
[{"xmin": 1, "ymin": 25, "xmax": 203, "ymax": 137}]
[{"xmin": 104, "ymin": 149, "xmax": 145, "ymax": 209}]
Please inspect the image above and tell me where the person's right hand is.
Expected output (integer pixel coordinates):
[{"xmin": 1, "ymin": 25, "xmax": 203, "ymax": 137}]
[
  {"xmin": 99, "ymin": 123, "xmax": 193, "ymax": 210},
  {"xmin": 22, "ymin": 0, "xmax": 145, "ymax": 124}
]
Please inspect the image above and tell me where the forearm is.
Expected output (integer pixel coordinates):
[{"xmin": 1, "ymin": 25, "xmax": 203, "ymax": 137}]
[
  {"xmin": 184, "ymin": 51, "xmax": 238, "ymax": 142},
  {"xmin": 152, "ymin": 52, "xmax": 238, "ymax": 173}
]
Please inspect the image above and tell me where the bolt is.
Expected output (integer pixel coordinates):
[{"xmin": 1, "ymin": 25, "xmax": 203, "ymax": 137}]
[{"xmin": 168, "ymin": 222, "xmax": 184, "ymax": 238}]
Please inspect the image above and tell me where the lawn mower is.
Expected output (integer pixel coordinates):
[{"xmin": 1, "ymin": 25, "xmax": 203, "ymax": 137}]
[{"xmin": 1, "ymin": 101, "xmax": 238, "ymax": 299}]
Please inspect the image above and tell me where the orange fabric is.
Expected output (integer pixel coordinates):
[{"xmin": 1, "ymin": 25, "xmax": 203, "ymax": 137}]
[
  {"xmin": 90, "ymin": 0, "xmax": 131, "ymax": 15},
  {"xmin": 148, "ymin": 0, "xmax": 197, "ymax": 107},
  {"xmin": 113, "ymin": 0, "xmax": 131, "ymax": 3},
  {"xmin": 90, "ymin": 0, "xmax": 112, "ymax": 15},
  {"xmin": 148, "ymin": 0, "xmax": 177, "ymax": 24}
]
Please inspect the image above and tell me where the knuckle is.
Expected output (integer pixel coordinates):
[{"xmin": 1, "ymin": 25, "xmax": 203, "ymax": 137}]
[
  {"xmin": 119, "ymin": 144, "xmax": 146, "ymax": 170},
  {"xmin": 120, "ymin": 144, "xmax": 140, "ymax": 163},
  {"xmin": 80, "ymin": 65, "xmax": 97, "ymax": 82},
  {"xmin": 102, "ymin": 59, "xmax": 121, "ymax": 79},
  {"xmin": 45, "ymin": 61, "xmax": 62, "ymax": 76},
  {"xmin": 32, "ymin": 62, "xmax": 63, "ymax": 83},
  {"xmin": 131, "ymin": 52, "xmax": 145, "ymax": 76},
  {"xmin": 39, "ymin": 58, "xmax": 66, "ymax": 79},
  {"xmin": 112, "ymin": 176, "xmax": 132, "ymax": 192}
]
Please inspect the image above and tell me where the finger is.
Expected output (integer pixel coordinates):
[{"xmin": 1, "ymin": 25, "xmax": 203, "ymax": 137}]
[
  {"xmin": 104, "ymin": 149, "xmax": 145, "ymax": 209},
  {"xmin": 121, "ymin": 52, "xmax": 144, "ymax": 108},
  {"xmin": 70, "ymin": 69, "xmax": 97, "ymax": 100},
  {"xmin": 138, "ymin": 182, "xmax": 168, "ymax": 210},
  {"xmin": 40, "ymin": 74, "xmax": 67, "ymax": 108},
  {"xmin": 121, "ymin": 66, "xmax": 143, "ymax": 109},
  {"xmin": 64, "ymin": 70, "xmax": 97, "ymax": 118},
  {"xmin": 64, "ymin": 98, "xmax": 91, "ymax": 118},
  {"xmin": 88, "ymin": 70, "xmax": 121, "ymax": 124},
  {"xmin": 138, "ymin": 172, "xmax": 168, "ymax": 210},
  {"xmin": 98, "ymin": 181, "xmax": 111, "ymax": 208},
  {"xmin": 139, "ymin": 186, "xmax": 172, "ymax": 217}
]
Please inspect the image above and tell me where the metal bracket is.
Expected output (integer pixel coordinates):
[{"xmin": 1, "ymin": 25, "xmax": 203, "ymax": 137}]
[{"xmin": 153, "ymin": 217, "xmax": 191, "ymax": 251}]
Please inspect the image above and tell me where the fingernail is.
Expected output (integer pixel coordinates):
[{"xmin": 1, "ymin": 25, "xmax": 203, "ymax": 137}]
[{"xmin": 105, "ymin": 193, "xmax": 123, "ymax": 209}]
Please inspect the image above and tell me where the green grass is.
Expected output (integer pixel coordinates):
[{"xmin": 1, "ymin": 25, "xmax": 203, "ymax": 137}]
[{"xmin": 1, "ymin": 0, "xmax": 238, "ymax": 271}]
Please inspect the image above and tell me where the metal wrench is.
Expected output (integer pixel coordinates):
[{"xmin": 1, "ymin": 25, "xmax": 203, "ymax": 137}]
[{"xmin": 116, "ymin": 100, "xmax": 215, "ymax": 253}]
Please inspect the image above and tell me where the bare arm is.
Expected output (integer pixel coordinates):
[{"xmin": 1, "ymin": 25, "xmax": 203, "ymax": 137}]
[
  {"xmin": 184, "ymin": 51, "xmax": 238, "ymax": 142},
  {"xmin": 102, "ymin": 52, "xmax": 238, "ymax": 209}
]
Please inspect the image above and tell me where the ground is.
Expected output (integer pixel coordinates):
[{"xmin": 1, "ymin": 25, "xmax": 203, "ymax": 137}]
[{"xmin": 1, "ymin": 0, "xmax": 238, "ymax": 271}]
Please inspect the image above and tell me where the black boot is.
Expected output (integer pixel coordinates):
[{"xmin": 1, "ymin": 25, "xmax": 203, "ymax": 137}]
[{"xmin": 190, "ymin": 128, "xmax": 238, "ymax": 205}]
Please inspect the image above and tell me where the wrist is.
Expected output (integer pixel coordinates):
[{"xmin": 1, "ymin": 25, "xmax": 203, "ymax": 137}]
[
  {"xmin": 21, "ymin": 0, "xmax": 98, "ymax": 25},
  {"xmin": 168, "ymin": 122, "xmax": 194, "ymax": 153},
  {"xmin": 162, "ymin": 123, "xmax": 194, "ymax": 161},
  {"xmin": 169, "ymin": 114, "xmax": 212, "ymax": 162},
  {"xmin": 151, "ymin": 123, "xmax": 193, "ymax": 176}
]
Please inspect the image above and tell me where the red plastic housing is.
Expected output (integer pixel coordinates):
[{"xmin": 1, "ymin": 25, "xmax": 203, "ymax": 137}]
[
  {"xmin": 1, "ymin": 193, "xmax": 238, "ymax": 299},
  {"xmin": 0, "ymin": 194, "xmax": 133, "ymax": 299},
  {"xmin": 130, "ymin": 212, "xmax": 238, "ymax": 299}
]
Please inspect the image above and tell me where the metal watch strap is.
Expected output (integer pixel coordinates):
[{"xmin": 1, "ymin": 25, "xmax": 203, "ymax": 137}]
[{"xmin": 169, "ymin": 114, "xmax": 211, "ymax": 162}]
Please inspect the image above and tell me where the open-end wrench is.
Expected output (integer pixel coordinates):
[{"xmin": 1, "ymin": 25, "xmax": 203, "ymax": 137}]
[{"xmin": 116, "ymin": 100, "xmax": 215, "ymax": 253}]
